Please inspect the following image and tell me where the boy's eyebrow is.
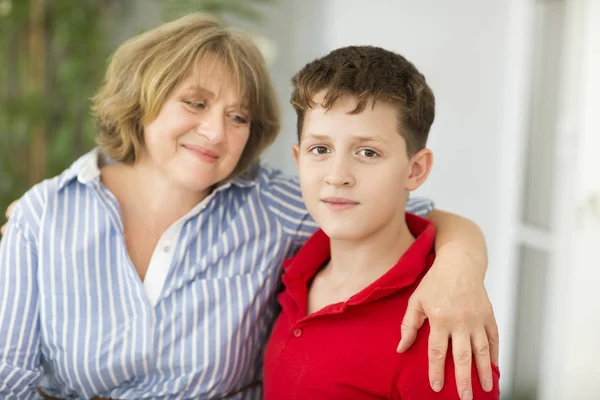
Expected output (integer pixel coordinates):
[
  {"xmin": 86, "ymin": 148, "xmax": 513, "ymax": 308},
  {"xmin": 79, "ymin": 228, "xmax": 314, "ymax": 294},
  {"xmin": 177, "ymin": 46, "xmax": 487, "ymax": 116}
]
[
  {"xmin": 303, "ymin": 133, "xmax": 331, "ymax": 141},
  {"xmin": 304, "ymin": 133, "xmax": 385, "ymax": 143},
  {"xmin": 352, "ymin": 135, "xmax": 384, "ymax": 143}
]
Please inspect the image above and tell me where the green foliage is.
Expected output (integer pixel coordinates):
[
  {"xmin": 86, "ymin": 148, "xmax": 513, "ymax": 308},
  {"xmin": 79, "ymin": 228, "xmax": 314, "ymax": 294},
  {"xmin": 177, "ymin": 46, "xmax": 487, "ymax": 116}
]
[
  {"xmin": 0, "ymin": 0, "xmax": 273, "ymax": 219},
  {"xmin": 0, "ymin": 0, "xmax": 119, "ymax": 213}
]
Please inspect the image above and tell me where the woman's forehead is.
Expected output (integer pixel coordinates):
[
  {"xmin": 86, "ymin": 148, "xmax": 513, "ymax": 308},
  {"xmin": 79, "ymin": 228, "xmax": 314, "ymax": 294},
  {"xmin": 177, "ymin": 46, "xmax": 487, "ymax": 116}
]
[{"xmin": 186, "ymin": 64, "xmax": 247, "ymax": 105}]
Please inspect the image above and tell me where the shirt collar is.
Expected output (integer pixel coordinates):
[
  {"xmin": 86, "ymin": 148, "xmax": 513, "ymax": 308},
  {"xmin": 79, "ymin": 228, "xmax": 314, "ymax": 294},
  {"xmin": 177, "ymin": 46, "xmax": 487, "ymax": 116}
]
[
  {"xmin": 215, "ymin": 162, "xmax": 259, "ymax": 191},
  {"xmin": 56, "ymin": 148, "xmax": 103, "ymax": 191},
  {"xmin": 56, "ymin": 148, "xmax": 259, "ymax": 191},
  {"xmin": 282, "ymin": 213, "xmax": 436, "ymax": 306}
]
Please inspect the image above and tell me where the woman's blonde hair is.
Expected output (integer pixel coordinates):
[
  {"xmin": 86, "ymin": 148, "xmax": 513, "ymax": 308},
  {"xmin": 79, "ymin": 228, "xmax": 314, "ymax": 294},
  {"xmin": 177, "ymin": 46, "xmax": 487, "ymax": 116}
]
[{"xmin": 92, "ymin": 13, "xmax": 280, "ymax": 178}]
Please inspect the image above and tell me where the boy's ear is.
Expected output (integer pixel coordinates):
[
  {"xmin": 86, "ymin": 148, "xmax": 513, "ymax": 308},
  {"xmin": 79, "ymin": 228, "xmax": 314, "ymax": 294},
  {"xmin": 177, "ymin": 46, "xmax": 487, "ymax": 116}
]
[
  {"xmin": 405, "ymin": 148, "xmax": 433, "ymax": 191},
  {"xmin": 292, "ymin": 144, "xmax": 300, "ymax": 169}
]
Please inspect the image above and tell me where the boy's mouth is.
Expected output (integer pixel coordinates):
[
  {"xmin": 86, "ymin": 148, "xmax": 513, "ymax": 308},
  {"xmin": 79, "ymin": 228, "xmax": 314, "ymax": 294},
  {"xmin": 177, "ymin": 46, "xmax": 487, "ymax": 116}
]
[{"xmin": 321, "ymin": 197, "xmax": 359, "ymax": 211}]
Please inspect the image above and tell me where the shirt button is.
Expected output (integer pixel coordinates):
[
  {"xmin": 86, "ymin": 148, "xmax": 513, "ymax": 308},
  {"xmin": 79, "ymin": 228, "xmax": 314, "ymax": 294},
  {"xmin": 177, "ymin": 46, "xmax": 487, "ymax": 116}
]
[
  {"xmin": 293, "ymin": 328, "xmax": 302, "ymax": 337},
  {"xmin": 163, "ymin": 246, "xmax": 171, "ymax": 253}
]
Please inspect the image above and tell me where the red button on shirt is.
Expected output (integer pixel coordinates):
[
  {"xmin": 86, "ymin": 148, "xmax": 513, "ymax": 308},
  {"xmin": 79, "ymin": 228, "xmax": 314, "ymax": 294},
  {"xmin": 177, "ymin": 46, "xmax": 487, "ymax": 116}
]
[{"xmin": 264, "ymin": 213, "xmax": 500, "ymax": 400}]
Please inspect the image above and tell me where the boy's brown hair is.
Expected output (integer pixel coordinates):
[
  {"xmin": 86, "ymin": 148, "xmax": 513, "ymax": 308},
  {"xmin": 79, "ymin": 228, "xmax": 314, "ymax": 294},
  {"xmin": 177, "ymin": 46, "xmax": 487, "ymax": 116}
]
[
  {"xmin": 92, "ymin": 13, "xmax": 280, "ymax": 179},
  {"xmin": 291, "ymin": 45, "xmax": 435, "ymax": 156}
]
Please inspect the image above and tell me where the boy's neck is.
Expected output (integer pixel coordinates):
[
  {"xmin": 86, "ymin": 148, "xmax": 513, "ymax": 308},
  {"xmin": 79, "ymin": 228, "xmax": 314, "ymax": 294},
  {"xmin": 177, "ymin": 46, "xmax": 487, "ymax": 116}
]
[{"xmin": 325, "ymin": 215, "xmax": 416, "ymax": 292}]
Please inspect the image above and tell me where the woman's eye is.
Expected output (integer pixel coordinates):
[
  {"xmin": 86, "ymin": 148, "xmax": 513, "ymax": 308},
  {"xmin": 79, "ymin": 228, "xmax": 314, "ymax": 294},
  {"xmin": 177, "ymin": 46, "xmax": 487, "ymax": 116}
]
[
  {"xmin": 185, "ymin": 101, "xmax": 205, "ymax": 109},
  {"xmin": 359, "ymin": 149, "xmax": 379, "ymax": 158},
  {"xmin": 232, "ymin": 114, "xmax": 249, "ymax": 125},
  {"xmin": 309, "ymin": 146, "xmax": 331, "ymax": 155}
]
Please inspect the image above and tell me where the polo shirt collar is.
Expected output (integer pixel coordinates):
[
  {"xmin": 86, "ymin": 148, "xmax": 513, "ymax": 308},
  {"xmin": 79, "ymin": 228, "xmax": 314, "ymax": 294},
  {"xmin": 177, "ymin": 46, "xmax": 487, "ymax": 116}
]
[{"xmin": 282, "ymin": 213, "xmax": 436, "ymax": 307}]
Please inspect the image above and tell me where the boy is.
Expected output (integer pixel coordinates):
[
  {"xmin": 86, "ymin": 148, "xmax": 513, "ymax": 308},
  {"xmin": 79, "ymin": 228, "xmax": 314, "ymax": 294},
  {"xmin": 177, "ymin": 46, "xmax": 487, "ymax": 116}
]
[{"xmin": 263, "ymin": 46, "xmax": 500, "ymax": 399}]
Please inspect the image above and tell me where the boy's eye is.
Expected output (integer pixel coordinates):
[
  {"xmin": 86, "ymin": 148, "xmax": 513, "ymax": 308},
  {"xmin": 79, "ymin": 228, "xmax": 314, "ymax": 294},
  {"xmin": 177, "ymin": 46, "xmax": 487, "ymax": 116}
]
[
  {"xmin": 358, "ymin": 149, "xmax": 379, "ymax": 158},
  {"xmin": 309, "ymin": 146, "xmax": 331, "ymax": 155}
]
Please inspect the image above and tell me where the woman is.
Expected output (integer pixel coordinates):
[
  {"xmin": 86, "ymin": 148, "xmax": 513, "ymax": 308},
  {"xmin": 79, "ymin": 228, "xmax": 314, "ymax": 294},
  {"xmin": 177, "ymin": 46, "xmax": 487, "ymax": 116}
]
[{"xmin": 0, "ymin": 13, "xmax": 497, "ymax": 399}]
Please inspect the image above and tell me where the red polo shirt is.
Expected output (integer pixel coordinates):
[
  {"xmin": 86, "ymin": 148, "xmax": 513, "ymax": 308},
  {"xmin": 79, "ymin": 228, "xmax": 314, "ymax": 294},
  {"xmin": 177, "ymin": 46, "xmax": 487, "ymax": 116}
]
[{"xmin": 264, "ymin": 213, "xmax": 500, "ymax": 399}]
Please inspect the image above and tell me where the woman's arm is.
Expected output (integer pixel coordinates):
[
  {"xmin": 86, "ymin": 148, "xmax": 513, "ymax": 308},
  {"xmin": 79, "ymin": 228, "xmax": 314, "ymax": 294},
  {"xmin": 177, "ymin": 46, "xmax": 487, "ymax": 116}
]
[
  {"xmin": 0, "ymin": 207, "xmax": 43, "ymax": 399},
  {"xmin": 398, "ymin": 209, "xmax": 499, "ymax": 400}
]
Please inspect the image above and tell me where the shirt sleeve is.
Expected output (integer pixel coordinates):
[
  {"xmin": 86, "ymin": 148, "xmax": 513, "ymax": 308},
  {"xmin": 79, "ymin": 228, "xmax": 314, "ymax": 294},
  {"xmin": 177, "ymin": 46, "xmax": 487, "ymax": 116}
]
[
  {"xmin": 392, "ymin": 322, "xmax": 500, "ymax": 400},
  {"xmin": 405, "ymin": 196, "xmax": 434, "ymax": 217},
  {"xmin": 0, "ymin": 204, "xmax": 43, "ymax": 399},
  {"xmin": 261, "ymin": 173, "xmax": 318, "ymax": 246}
]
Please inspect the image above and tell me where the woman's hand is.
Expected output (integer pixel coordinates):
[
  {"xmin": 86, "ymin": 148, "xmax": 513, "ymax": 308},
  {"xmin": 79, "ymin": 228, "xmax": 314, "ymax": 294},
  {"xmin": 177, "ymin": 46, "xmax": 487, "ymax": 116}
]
[
  {"xmin": 1, "ymin": 200, "xmax": 17, "ymax": 235},
  {"xmin": 398, "ymin": 210, "xmax": 499, "ymax": 400}
]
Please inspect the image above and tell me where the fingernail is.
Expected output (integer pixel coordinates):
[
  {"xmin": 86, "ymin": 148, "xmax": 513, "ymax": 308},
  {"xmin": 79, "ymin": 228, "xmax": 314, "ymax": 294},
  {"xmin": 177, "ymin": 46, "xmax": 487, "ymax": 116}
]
[
  {"xmin": 396, "ymin": 340, "xmax": 404, "ymax": 352},
  {"xmin": 462, "ymin": 390, "xmax": 473, "ymax": 400},
  {"xmin": 484, "ymin": 378, "xmax": 493, "ymax": 391},
  {"xmin": 432, "ymin": 381, "xmax": 442, "ymax": 392}
]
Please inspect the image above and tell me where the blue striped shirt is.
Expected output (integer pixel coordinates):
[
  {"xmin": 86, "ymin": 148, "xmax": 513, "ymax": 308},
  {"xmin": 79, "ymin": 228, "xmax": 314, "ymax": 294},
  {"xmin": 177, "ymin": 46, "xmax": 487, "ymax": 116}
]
[{"xmin": 0, "ymin": 149, "xmax": 434, "ymax": 399}]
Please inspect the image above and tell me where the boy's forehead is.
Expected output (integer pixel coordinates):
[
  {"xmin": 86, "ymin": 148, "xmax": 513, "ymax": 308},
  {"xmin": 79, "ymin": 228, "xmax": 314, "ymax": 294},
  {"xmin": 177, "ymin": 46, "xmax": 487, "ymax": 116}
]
[
  {"xmin": 302, "ymin": 97, "xmax": 404, "ymax": 142},
  {"xmin": 310, "ymin": 91, "xmax": 360, "ymax": 110}
]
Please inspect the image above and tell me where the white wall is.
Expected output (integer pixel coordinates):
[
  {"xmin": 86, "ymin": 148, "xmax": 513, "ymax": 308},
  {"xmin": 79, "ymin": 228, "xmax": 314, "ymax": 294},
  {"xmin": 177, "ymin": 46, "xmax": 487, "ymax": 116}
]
[{"xmin": 242, "ymin": 1, "xmax": 330, "ymax": 175}]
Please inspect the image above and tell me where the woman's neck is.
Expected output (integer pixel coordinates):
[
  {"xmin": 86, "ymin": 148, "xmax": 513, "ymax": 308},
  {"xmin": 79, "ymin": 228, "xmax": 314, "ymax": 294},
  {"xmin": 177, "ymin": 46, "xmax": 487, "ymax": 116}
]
[{"xmin": 101, "ymin": 161, "xmax": 211, "ymax": 231}]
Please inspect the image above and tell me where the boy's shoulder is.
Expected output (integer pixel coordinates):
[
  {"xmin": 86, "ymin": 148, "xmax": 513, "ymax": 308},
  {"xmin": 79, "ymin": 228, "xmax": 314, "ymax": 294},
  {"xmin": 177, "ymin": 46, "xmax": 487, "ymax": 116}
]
[
  {"xmin": 394, "ymin": 319, "xmax": 500, "ymax": 399},
  {"xmin": 282, "ymin": 228, "xmax": 329, "ymax": 272}
]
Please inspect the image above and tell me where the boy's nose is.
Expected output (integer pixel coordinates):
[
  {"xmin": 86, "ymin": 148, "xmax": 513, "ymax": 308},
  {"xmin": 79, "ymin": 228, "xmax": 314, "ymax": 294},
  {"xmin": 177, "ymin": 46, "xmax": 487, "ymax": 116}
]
[
  {"xmin": 324, "ymin": 158, "xmax": 355, "ymax": 187},
  {"xmin": 324, "ymin": 175, "xmax": 353, "ymax": 186}
]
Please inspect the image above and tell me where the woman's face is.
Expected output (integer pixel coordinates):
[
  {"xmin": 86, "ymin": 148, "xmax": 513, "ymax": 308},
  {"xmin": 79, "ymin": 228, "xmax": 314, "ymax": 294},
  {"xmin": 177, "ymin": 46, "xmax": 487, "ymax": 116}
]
[{"xmin": 141, "ymin": 62, "xmax": 251, "ymax": 195}]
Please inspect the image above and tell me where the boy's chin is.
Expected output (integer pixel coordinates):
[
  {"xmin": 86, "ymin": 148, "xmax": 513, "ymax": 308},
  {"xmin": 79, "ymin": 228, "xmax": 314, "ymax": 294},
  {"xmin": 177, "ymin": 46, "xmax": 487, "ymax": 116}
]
[{"xmin": 320, "ymin": 225, "xmax": 369, "ymax": 242}]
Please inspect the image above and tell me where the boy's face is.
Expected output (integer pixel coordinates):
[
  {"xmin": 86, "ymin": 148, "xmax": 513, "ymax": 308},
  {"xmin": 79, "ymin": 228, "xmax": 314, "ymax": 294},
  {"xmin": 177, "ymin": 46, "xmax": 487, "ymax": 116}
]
[{"xmin": 293, "ymin": 93, "xmax": 431, "ymax": 241}]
